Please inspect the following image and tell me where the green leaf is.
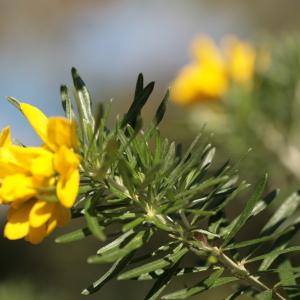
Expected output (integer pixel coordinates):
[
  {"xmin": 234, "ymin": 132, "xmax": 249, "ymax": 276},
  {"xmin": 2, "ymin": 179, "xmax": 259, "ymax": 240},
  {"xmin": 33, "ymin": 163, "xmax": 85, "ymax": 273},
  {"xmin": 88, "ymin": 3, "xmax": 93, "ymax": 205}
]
[
  {"xmin": 258, "ymin": 225, "xmax": 300, "ymax": 271},
  {"xmin": 81, "ymin": 253, "xmax": 134, "ymax": 295},
  {"xmin": 88, "ymin": 230, "xmax": 147, "ymax": 264},
  {"xmin": 118, "ymin": 245, "xmax": 188, "ymax": 280},
  {"xmin": 122, "ymin": 217, "xmax": 144, "ymax": 232},
  {"xmin": 117, "ymin": 158, "xmax": 136, "ymax": 196},
  {"xmin": 144, "ymin": 259, "xmax": 182, "ymax": 300},
  {"xmin": 60, "ymin": 85, "xmax": 75, "ymax": 120},
  {"xmin": 97, "ymin": 230, "xmax": 135, "ymax": 255},
  {"xmin": 185, "ymin": 209, "xmax": 215, "ymax": 216},
  {"xmin": 122, "ymin": 75, "xmax": 155, "ymax": 128},
  {"xmin": 71, "ymin": 67, "xmax": 94, "ymax": 145},
  {"xmin": 162, "ymin": 276, "xmax": 237, "ymax": 299},
  {"xmin": 71, "ymin": 67, "xmax": 94, "ymax": 125},
  {"xmin": 223, "ymin": 235, "xmax": 277, "ymax": 251},
  {"xmin": 134, "ymin": 266, "xmax": 212, "ymax": 281},
  {"xmin": 246, "ymin": 246, "xmax": 300, "ymax": 263},
  {"xmin": 84, "ymin": 197, "xmax": 106, "ymax": 241},
  {"xmin": 153, "ymin": 90, "xmax": 169, "ymax": 126},
  {"xmin": 223, "ymin": 288, "xmax": 247, "ymax": 300},
  {"xmin": 278, "ymin": 260, "xmax": 297, "ymax": 288},
  {"xmin": 251, "ymin": 189, "xmax": 279, "ymax": 217},
  {"xmin": 161, "ymin": 268, "xmax": 229, "ymax": 299},
  {"xmin": 261, "ymin": 191, "xmax": 300, "ymax": 235},
  {"xmin": 7, "ymin": 96, "xmax": 21, "ymax": 110},
  {"xmin": 130, "ymin": 243, "xmax": 176, "ymax": 265},
  {"xmin": 134, "ymin": 73, "xmax": 144, "ymax": 100},
  {"xmin": 222, "ymin": 175, "xmax": 267, "ymax": 247},
  {"xmin": 200, "ymin": 146, "xmax": 216, "ymax": 170},
  {"xmin": 256, "ymin": 290, "xmax": 273, "ymax": 300},
  {"xmin": 55, "ymin": 227, "xmax": 91, "ymax": 244}
]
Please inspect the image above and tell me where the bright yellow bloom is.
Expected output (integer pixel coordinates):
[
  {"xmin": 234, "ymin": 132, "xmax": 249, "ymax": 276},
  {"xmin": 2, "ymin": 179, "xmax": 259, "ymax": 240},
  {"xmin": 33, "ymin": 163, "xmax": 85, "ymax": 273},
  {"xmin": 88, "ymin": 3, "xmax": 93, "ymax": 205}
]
[
  {"xmin": 0, "ymin": 102, "xmax": 80, "ymax": 244},
  {"xmin": 171, "ymin": 35, "xmax": 256, "ymax": 105},
  {"xmin": 223, "ymin": 37, "xmax": 256, "ymax": 84},
  {"xmin": 19, "ymin": 103, "xmax": 80, "ymax": 208},
  {"xmin": 171, "ymin": 36, "xmax": 227, "ymax": 105},
  {"xmin": 4, "ymin": 199, "xmax": 70, "ymax": 244}
]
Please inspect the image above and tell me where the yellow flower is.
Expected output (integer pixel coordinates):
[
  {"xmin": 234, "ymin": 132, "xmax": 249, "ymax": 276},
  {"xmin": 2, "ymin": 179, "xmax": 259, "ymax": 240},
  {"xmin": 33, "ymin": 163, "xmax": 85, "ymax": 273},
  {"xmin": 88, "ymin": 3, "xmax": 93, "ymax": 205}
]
[
  {"xmin": 19, "ymin": 103, "xmax": 80, "ymax": 208},
  {"xmin": 171, "ymin": 36, "xmax": 227, "ymax": 105},
  {"xmin": 223, "ymin": 36, "xmax": 256, "ymax": 84},
  {"xmin": 0, "ymin": 102, "xmax": 80, "ymax": 244},
  {"xmin": 171, "ymin": 35, "xmax": 256, "ymax": 105},
  {"xmin": 4, "ymin": 199, "xmax": 70, "ymax": 244}
]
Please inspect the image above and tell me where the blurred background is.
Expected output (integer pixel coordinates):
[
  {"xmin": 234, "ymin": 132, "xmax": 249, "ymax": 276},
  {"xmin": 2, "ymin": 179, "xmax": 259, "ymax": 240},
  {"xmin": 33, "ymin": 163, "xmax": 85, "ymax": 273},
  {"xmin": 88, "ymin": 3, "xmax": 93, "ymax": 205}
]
[{"xmin": 1, "ymin": 0, "xmax": 300, "ymax": 299}]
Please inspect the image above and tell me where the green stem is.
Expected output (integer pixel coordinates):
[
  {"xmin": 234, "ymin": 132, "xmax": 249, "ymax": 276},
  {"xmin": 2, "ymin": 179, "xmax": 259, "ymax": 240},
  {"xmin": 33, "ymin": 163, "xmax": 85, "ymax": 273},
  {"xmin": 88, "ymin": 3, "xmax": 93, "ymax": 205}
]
[
  {"xmin": 191, "ymin": 243, "xmax": 286, "ymax": 300},
  {"xmin": 212, "ymin": 247, "xmax": 286, "ymax": 300}
]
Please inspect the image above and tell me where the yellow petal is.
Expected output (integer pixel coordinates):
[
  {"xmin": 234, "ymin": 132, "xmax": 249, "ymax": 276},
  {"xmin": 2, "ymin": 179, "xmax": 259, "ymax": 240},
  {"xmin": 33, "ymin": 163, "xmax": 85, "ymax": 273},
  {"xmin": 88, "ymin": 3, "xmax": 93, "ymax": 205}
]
[
  {"xmin": 0, "ymin": 147, "xmax": 28, "ymax": 176},
  {"xmin": 191, "ymin": 36, "xmax": 224, "ymax": 67},
  {"xmin": 0, "ymin": 174, "xmax": 36, "ymax": 203},
  {"xmin": 0, "ymin": 145, "xmax": 50, "ymax": 175},
  {"xmin": 171, "ymin": 62, "xmax": 227, "ymax": 104},
  {"xmin": 4, "ymin": 201, "xmax": 34, "ymax": 240},
  {"xmin": 47, "ymin": 117, "xmax": 78, "ymax": 150},
  {"xmin": 20, "ymin": 103, "xmax": 48, "ymax": 144},
  {"xmin": 30, "ymin": 149, "xmax": 54, "ymax": 177},
  {"xmin": 54, "ymin": 204, "xmax": 71, "ymax": 227},
  {"xmin": 224, "ymin": 37, "xmax": 255, "ymax": 84},
  {"xmin": 46, "ymin": 217, "xmax": 57, "ymax": 235},
  {"xmin": 0, "ymin": 127, "xmax": 11, "ymax": 147},
  {"xmin": 26, "ymin": 224, "xmax": 47, "ymax": 244},
  {"xmin": 54, "ymin": 146, "xmax": 80, "ymax": 175},
  {"xmin": 46, "ymin": 204, "xmax": 70, "ymax": 235},
  {"xmin": 29, "ymin": 200, "xmax": 54, "ymax": 228},
  {"xmin": 56, "ymin": 169, "xmax": 79, "ymax": 208}
]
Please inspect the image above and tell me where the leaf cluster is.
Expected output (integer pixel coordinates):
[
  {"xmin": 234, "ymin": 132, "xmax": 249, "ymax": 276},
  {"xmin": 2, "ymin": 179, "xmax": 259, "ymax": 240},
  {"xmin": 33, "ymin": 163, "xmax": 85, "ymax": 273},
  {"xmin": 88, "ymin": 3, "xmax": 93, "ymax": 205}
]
[{"xmin": 56, "ymin": 69, "xmax": 300, "ymax": 299}]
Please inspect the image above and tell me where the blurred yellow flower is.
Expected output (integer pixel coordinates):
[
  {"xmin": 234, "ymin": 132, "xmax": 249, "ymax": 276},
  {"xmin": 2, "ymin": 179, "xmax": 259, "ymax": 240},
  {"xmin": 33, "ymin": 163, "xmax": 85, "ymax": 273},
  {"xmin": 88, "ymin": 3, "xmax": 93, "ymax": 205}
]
[
  {"xmin": 224, "ymin": 36, "xmax": 256, "ymax": 84},
  {"xmin": 171, "ymin": 35, "xmax": 256, "ymax": 105},
  {"xmin": 0, "ymin": 103, "xmax": 80, "ymax": 244}
]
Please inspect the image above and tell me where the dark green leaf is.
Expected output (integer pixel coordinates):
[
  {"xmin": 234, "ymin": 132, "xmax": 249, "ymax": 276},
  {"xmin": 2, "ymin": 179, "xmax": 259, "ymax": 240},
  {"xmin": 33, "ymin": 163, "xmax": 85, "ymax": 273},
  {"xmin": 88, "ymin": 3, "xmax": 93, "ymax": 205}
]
[
  {"xmin": 84, "ymin": 197, "xmax": 106, "ymax": 241},
  {"xmin": 256, "ymin": 290, "xmax": 273, "ymax": 300},
  {"xmin": 118, "ymin": 246, "xmax": 188, "ymax": 280},
  {"xmin": 145, "ymin": 259, "xmax": 182, "ymax": 300},
  {"xmin": 82, "ymin": 253, "xmax": 134, "ymax": 295},
  {"xmin": 60, "ymin": 85, "xmax": 74, "ymax": 120},
  {"xmin": 246, "ymin": 246, "xmax": 300, "ymax": 263},
  {"xmin": 88, "ymin": 230, "xmax": 147, "ymax": 264},
  {"xmin": 153, "ymin": 90, "xmax": 169, "ymax": 126},
  {"xmin": 261, "ymin": 191, "xmax": 300, "ymax": 235},
  {"xmin": 55, "ymin": 227, "xmax": 91, "ymax": 244},
  {"xmin": 278, "ymin": 260, "xmax": 297, "ymax": 291},
  {"xmin": 222, "ymin": 175, "xmax": 267, "ymax": 247},
  {"xmin": 161, "ymin": 268, "xmax": 231, "ymax": 299}
]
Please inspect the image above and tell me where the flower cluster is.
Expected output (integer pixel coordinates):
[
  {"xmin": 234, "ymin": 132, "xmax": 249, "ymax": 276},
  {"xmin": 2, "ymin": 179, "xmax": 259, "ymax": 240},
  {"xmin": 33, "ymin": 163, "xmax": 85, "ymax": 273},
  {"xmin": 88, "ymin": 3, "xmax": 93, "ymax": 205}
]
[
  {"xmin": 171, "ymin": 35, "xmax": 256, "ymax": 105},
  {"xmin": 0, "ymin": 103, "xmax": 80, "ymax": 244}
]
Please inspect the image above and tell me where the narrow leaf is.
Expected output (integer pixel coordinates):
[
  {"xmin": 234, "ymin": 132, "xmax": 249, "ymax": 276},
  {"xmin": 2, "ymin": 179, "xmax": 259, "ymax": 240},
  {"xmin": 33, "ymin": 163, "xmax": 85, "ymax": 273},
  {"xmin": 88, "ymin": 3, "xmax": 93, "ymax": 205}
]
[
  {"xmin": 161, "ymin": 268, "xmax": 226, "ymax": 299},
  {"xmin": 222, "ymin": 175, "xmax": 267, "ymax": 247},
  {"xmin": 55, "ymin": 227, "xmax": 91, "ymax": 244},
  {"xmin": 88, "ymin": 231, "xmax": 147, "ymax": 264},
  {"xmin": 82, "ymin": 253, "xmax": 134, "ymax": 295},
  {"xmin": 118, "ymin": 246, "xmax": 188, "ymax": 280}
]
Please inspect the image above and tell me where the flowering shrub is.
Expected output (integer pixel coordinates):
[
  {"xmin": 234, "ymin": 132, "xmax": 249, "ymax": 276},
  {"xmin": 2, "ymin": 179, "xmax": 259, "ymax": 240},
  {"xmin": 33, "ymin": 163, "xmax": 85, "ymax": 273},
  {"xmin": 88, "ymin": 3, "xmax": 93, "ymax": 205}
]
[{"xmin": 1, "ymin": 68, "xmax": 300, "ymax": 299}]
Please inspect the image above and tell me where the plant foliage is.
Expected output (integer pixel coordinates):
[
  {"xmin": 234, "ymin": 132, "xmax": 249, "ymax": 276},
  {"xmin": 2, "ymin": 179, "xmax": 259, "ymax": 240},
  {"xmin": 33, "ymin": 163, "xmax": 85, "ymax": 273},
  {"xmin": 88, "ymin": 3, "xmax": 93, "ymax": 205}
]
[{"xmin": 55, "ymin": 69, "xmax": 300, "ymax": 300}]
